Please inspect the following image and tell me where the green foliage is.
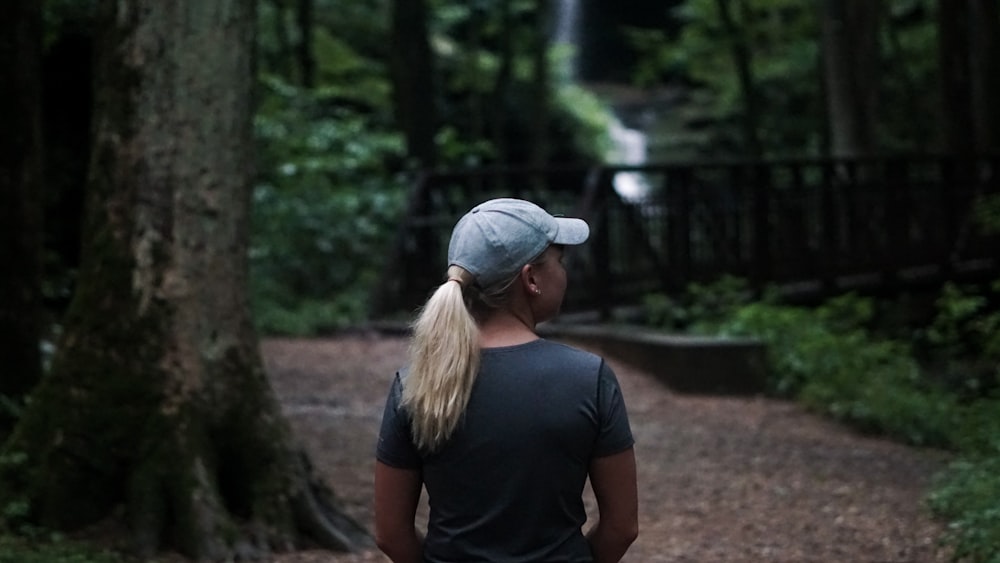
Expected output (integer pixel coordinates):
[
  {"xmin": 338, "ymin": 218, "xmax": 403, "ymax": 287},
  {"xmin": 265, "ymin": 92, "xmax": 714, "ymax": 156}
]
[
  {"xmin": 643, "ymin": 279, "xmax": 1000, "ymax": 559},
  {"xmin": 631, "ymin": 0, "xmax": 823, "ymax": 156},
  {"xmin": 799, "ymin": 359, "xmax": 959, "ymax": 448},
  {"xmin": 627, "ymin": 0, "xmax": 942, "ymax": 156},
  {"xmin": 683, "ymin": 275, "xmax": 757, "ymax": 331},
  {"xmin": 928, "ymin": 453, "xmax": 1000, "ymax": 563},
  {"xmin": 251, "ymin": 0, "xmax": 615, "ymax": 333},
  {"xmin": 252, "ymin": 76, "xmax": 405, "ymax": 335},
  {"xmin": 920, "ymin": 282, "xmax": 1000, "ymax": 398},
  {"xmin": 311, "ymin": 28, "xmax": 392, "ymax": 104},
  {"xmin": 926, "ymin": 284, "xmax": 991, "ymax": 357},
  {"xmin": 709, "ymin": 294, "xmax": 968, "ymax": 447},
  {"xmin": 641, "ymin": 292, "xmax": 682, "ymax": 330},
  {"xmin": 554, "ymin": 84, "xmax": 616, "ymax": 162},
  {"xmin": 425, "ymin": 0, "xmax": 611, "ymax": 167},
  {"xmin": 642, "ymin": 275, "xmax": 755, "ymax": 331},
  {"xmin": 0, "ymin": 396, "xmax": 20, "ymax": 424},
  {"xmin": 927, "ymin": 323, "xmax": 1000, "ymax": 563},
  {"xmin": 0, "ymin": 536, "xmax": 125, "ymax": 563},
  {"xmin": 250, "ymin": 295, "xmax": 369, "ymax": 337},
  {"xmin": 644, "ymin": 286, "xmax": 966, "ymax": 446},
  {"xmin": 312, "ymin": 0, "xmax": 391, "ymax": 56},
  {"xmin": 950, "ymin": 399, "xmax": 1000, "ymax": 456},
  {"xmin": 1, "ymin": 450, "xmax": 33, "ymax": 538},
  {"xmin": 974, "ymin": 194, "xmax": 1000, "ymax": 236},
  {"xmin": 879, "ymin": 1, "xmax": 940, "ymax": 150},
  {"xmin": 624, "ymin": 27, "xmax": 679, "ymax": 89},
  {"xmin": 257, "ymin": 0, "xmax": 391, "ymax": 87},
  {"xmin": 42, "ymin": 0, "xmax": 96, "ymax": 48},
  {"xmin": 435, "ymin": 126, "xmax": 496, "ymax": 167}
]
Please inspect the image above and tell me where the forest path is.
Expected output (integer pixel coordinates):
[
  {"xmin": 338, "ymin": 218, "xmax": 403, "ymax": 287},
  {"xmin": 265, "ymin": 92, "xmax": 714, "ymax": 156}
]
[{"xmin": 263, "ymin": 333, "xmax": 952, "ymax": 563}]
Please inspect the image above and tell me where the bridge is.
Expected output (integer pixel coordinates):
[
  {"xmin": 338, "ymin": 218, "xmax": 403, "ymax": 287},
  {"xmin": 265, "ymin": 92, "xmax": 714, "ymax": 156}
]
[{"xmin": 373, "ymin": 154, "xmax": 1000, "ymax": 319}]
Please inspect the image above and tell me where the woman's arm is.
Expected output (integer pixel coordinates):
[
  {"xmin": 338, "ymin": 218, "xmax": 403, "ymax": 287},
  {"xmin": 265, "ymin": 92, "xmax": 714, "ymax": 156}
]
[
  {"xmin": 586, "ymin": 447, "xmax": 639, "ymax": 563},
  {"xmin": 374, "ymin": 460, "xmax": 424, "ymax": 563}
]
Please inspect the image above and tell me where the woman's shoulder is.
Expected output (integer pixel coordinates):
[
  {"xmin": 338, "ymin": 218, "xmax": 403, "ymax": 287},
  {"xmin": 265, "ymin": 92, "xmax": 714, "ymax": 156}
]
[
  {"xmin": 538, "ymin": 337, "xmax": 598, "ymax": 355},
  {"xmin": 532, "ymin": 339, "xmax": 606, "ymax": 371},
  {"xmin": 480, "ymin": 339, "xmax": 608, "ymax": 376}
]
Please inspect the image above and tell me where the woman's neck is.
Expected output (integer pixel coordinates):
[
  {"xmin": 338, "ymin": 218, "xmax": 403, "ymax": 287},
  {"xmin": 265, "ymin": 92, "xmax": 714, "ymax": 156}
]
[{"xmin": 478, "ymin": 309, "xmax": 539, "ymax": 348}]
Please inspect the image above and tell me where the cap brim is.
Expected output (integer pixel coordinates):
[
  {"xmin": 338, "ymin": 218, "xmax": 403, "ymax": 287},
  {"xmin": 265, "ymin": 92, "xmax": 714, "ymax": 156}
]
[{"xmin": 552, "ymin": 217, "xmax": 590, "ymax": 245}]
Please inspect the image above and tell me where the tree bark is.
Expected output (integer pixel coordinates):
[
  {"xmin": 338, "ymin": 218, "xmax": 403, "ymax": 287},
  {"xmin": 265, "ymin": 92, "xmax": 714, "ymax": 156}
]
[
  {"xmin": 716, "ymin": 0, "xmax": 762, "ymax": 159},
  {"xmin": 263, "ymin": 0, "xmax": 292, "ymax": 78},
  {"xmin": 529, "ymin": 0, "xmax": 552, "ymax": 171},
  {"xmin": 296, "ymin": 0, "xmax": 316, "ymax": 87},
  {"xmin": 937, "ymin": 0, "xmax": 976, "ymax": 156},
  {"xmin": 491, "ymin": 0, "xmax": 513, "ymax": 165},
  {"xmin": 390, "ymin": 0, "xmax": 437, "ymax": 167},
  {"xmin": 970, "ymin": 0, "xmax": 1000, "ymax": 152},
  {"xmin": 882, "ymin": 4, "xmax": 933, "ymax": 152},
  {"xmin": 0, "ymin": 0, "xmax": 44, "ymax": 428},
  {"xmin": 1, "ymin": 0, "xmax": 370, "ymax": 558},
  {"xmin": 820, "ymin": 0, "xmax": 881, "ymax": 158}
]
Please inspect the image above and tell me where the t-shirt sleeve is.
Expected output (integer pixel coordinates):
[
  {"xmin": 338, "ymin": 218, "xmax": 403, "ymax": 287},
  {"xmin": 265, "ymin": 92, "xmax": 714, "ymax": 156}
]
[
  {"xmin": 376, "ymin": 372, "xmax": 422, "ymax": 469},
  {"xmin": 593, "ymin": 360, "xmax": 635, "ymax": 457}
]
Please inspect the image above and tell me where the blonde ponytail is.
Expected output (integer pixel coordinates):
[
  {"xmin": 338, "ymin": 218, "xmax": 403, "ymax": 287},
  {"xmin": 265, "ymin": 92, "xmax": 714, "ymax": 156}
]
[{"xmin": 402, "ymin": 266, "xmax": 480, "ymax": 451}]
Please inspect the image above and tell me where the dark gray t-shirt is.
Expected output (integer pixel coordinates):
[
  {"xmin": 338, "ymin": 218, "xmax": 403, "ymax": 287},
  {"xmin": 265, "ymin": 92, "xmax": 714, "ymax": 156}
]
[{"xmin": 377, "ymin": 339, "xmax": 634, "ymax": 563}]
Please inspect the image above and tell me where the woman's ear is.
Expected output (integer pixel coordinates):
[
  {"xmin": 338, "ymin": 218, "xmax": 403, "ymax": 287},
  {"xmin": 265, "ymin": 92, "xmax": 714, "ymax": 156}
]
[{"xmin": 519, "ymin": 263, "xmax": 540, "ymax": 296}]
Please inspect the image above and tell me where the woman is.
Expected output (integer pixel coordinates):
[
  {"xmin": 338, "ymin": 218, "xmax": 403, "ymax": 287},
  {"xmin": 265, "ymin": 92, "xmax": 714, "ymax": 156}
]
[{"xmin": 375, "ymin": 198, "xmax": 638, "ymax": 563}]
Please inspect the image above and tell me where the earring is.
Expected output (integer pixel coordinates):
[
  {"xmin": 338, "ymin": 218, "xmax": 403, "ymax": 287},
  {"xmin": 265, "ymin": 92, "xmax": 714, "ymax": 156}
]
[{"xmin": 533, "ymin": 288, "xmax": 542, "ymax": 295}]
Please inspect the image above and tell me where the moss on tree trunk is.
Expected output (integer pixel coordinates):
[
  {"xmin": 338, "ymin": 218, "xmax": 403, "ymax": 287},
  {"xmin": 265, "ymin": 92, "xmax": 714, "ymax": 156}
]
[{"xmin": 1, "ymin": 0, "xmax": 371, "ymax": 558}]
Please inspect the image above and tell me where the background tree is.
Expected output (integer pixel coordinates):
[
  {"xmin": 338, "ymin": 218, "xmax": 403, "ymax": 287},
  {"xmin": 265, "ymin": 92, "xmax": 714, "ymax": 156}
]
[
  {"xmin": 878, "ymin": 1, "xmax": 937, "ymax": 151},
  {"xmin": 296, "ymin": 0, "xmax": 317, "ymax": 87},
  {"xmin": 491, "ymin": 0, "xmax": 514, "ymax": 164},
  {"xmin": 390, "ymin": 0, "xmax": 438, "ymax": 167},
  {"xmin": 633, "ymin": 0, "xmax": 823, "ymax": 158},
  {"xmin": 714, "ymin": 0, "xmax": 762, "ymax": 159},
  {"xmin": 969, "ymin": 0, "xmax": 1000, "ymax": 152},
  {"xmin": 820, "ymin": 0, "xmax": 881, "ymax": 157},
  {"xmin": 936, "ymin": 0, "xmax": 975, "ymax": 156},
  {"xmin": 1, "ymin": 0, "xmax": 369, "ymax": 558},
  {"xmin": 528, "ymin": 0, "xmax": 552, "ymax": 169},
  {"xmin": 0, "ymin": 0, "xmax": 45, "ymax": 435},
  {"xmin": 41, "ymin": 4, "xmax": 94, "ymax": 319}
]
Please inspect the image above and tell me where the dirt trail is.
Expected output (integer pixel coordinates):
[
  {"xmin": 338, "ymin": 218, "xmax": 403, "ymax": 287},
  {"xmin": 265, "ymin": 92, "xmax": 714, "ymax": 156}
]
[{"xmin": 263, "ymin": 333, "xmax": 952, "ymax": 563}]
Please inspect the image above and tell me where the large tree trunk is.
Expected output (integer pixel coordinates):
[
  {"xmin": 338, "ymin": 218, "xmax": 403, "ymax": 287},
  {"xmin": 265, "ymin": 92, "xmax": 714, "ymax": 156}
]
[
  {"xmin": 390, "ymin": 0, "xmax": 437, "ymax": 167},
  {"xmin": 715, "ymin": 0, "xmax": 762, "ymax": 159},
  {"xmin": 1, "ymin": 0, "xmax": 370, "ymax": 559},
  {"xmin": 937, "ymin": 0, "xmax": 976, "ymax": 156},
  {"xmin": 491, "ymin": 0, "xmax": 513, "ymax": 165},
  {"xmin": 970, "ymin": 0, "xmax": 1000, "ymax": 152},
  {"xmin": 0, "ymin": 0, "xmax": 44, "ymax": 429},
  {"xmin": 296, "ymin": 0, "xmax": 316, "ymax": 87},
  {"xmin": 528, "ymin": 0, "xmax": 552, "ymax": 171},
  {"xmin": 820, "ymin": 0, "xmax": 881, "ymax": 158}
]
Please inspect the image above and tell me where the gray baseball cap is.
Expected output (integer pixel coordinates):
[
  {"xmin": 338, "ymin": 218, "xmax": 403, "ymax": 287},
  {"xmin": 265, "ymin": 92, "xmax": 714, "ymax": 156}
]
[{"xmin": 447, "ymin": 198, "xmax": 590, "ymax": 288}]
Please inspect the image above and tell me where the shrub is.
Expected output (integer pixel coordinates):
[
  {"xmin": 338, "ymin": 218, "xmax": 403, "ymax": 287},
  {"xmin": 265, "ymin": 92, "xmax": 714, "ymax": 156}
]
[
  {"xmin": 641, "ymin": 275, "xmax": 755, "ymax": 332},
  {"xmin": 928, "ymin": 452, "xmax": 1000, "ymax": 563},
  {"xmin": 643, "ymin": 286, "xmax": 957, "ymax": 446},
  {"xmin": 648, "ymin": 281, "xmax": 1000, "ymax": 560},
  {"xmin": 644, "ymin": 278, "xmax": 1000, "ymax": 562},
  {"xmin": 0, "ymin": 536, "xmax": 125, "ymax": 563},
  {"xmin": 919, "ymin": 281, "xmax": 1000, "ymax": 399},
  {"xmin": 251, "ymin": 77, "xmax": 405, "ymax": 335}
]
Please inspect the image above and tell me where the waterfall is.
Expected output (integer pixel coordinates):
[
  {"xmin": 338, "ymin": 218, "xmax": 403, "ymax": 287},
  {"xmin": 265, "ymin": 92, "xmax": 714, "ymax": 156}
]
[
  {"xmin": 552, "ymin": 0, "xmax": 580, "ymax": 48},
  {"xmin": 552, "ymin": 0, "xmax": 651, "ymax": 202},
  {"xmin": 552, "ymin": 0, "xmax": 581, "ymax": 80},
  {"xmin": 608, "ymin": 117, "xmax": 652, "ymax": 202}
]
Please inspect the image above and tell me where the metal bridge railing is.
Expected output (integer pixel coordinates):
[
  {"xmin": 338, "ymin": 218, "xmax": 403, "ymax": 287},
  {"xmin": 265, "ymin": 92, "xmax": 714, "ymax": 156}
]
[{"xmin": 373, "ymin": 155, "xmax": 1000, "ymax": 319}]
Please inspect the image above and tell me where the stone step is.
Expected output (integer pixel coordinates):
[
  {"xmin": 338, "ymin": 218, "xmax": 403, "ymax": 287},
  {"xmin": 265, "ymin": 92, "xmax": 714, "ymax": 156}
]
[{"xmin": 539, "ymin": 323, "xmax": 767, "ymax": 395}]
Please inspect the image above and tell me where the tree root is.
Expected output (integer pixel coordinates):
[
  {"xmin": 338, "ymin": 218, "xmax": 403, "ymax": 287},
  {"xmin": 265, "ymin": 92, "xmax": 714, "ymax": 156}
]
[{"xmin": 291, "ymin": 449, "xmax": 374, "ymax": 552}]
